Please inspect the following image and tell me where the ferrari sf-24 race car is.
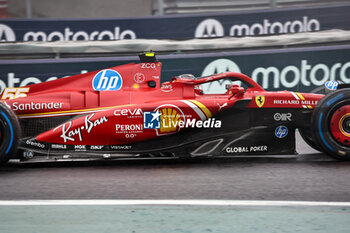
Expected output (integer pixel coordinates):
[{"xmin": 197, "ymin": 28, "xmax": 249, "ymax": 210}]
[{"xmin": 0, "ymin": 52, "xmax": 349, "ymax": 164}]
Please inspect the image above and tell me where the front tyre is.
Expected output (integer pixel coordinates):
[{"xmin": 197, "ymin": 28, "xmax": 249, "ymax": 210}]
[
  {"xmin": 0, "ymin": 102, "xmax": 21, "ymax": 164},
  {"xmin": 311, "ymin": 89, "xmax": 350, "ymax": 160}
]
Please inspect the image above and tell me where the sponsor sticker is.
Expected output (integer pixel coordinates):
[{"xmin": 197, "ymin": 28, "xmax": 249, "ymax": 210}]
[
  {"xmin": 74, "ymin": 145, "xmax": 87, "ymax": 151},
  {"xmin": 51, "ymin": 144, "xmax": 67, "ymax": 149},
  {"xmin": 274, "ymin": 113, "xmax": 292, "ymax": 121},
  {"xmin": 134, "ymin": 73, "xmax": 145, "ymax": 83},
  {"xmin": 141, "ymin": 63, "xmax": 156, "ymax": 69},
  {"xmin": 115, "ymin": 124, "xmax": 143, "ymax": 133},
  {"xmin": 114, "ymin": 108, "xmax": 143, "ymax": 118},
  {"xmin": 275, "ymin": 125, "xmax": 288, "ymax": 138},
  {"xmin": 26, "ymin": 140, "xmax": 45, "ymax": 149},
  {"xmin": 273, "ymin": 99, "xmax": 318, "ymax": 105},
  {"xmin": 156, "ymin": 105, "xmax": 185, "ymax": 134},
  {"xmin": 54, "ymin": 113, "xmax": 108, "ymax": 143},
  {"xmin": 226, "ymin": 146, "xmax": 268, "ymax": 153},
  {"xmin": 11, "ymin": 102, "xmax": 63, "ymax": 111},
  {"xmin": 90, "ymin": 145, "xmax": 104, "ymax": 150},
  {"xmin": 143, "ymin": 111, "xmax": 161, "ymax": 129},
  {"xmin": 92, "ymin": 69, "xmax": 123, "ymax": 91},
  {"xmin": 161, "ymin": 84, "xmax": 173, "ymax": 92},
  {"xmin": 325, "ymin": 81, "xmax": 340, "ymax": 90},
  {"xmin": 1, "ymin": 87, "xmax": 29, "ymax": 100},
  {"xmin": 144, "ymin": 104, "xmax": 221, "ymax": 135},
  {"xmin": 255, "ymin": 96, "xmax": 265, "ymax": 108},
  {"xmin": 110, "ymin": 145, "xmax": 132, "ymax": 150},
  {"xmin": 23, "ymin": 151, "xmax": 34, "ymax": 159}
]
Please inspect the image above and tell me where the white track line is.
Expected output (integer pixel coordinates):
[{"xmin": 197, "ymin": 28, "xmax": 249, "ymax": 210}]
[{"xmin": 0, "ymin": 200, "xmax": 350, "ymax": 206}]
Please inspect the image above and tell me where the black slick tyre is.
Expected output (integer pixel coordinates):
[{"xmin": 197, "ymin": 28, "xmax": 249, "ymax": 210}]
[
  {"xmin": 311, "ymin": 89, "xmax": 350, "ymax": 160},
  {"xmin": 0, "ymin": 102, "xmax": 21, "ymax": 164}
]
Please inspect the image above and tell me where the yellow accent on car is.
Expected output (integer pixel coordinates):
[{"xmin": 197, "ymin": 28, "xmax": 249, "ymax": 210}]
[
  {"xmin": 160, "ymin": 108, "xmax": 183, "ymax": 133},
  {"xmin": 145, "ymin": 52, "xmax": 155, "ymax": 57},
  {"xmin": 296, "ymin": 92, "xmax": 305, "ymax": 100},
  {"xmin": 189, "ymin": 100, "xmax": 212, "ymax": 118}
]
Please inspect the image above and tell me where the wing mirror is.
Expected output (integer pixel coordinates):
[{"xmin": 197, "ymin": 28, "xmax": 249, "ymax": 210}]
[{"xmin": 226, "ymin": 84, "xmax": 245, "ymax": 98}]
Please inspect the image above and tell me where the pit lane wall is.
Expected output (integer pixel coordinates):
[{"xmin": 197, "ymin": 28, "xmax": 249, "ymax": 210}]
[
  {"xmin": 0, "ymin": 4, "xmax": 350, "ymax": 41},
  {"xmin": 0, "ymin": 44, "xmax": 349, "ymax": 93}
]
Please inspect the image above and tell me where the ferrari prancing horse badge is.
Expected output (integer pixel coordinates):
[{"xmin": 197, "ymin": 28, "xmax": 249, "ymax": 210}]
[{"xmin": 255, "ymin": 95, "xmax": 265, "ymax": 108}]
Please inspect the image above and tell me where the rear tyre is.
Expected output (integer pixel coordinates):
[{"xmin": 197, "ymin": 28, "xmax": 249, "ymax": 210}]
[
  {"xmin": 0, "ymin": 102, "xmax": 21, "ymax": 164},
  {"xmin": 311, "ymin": 89, "xmax": 350, "ymax": 160}
]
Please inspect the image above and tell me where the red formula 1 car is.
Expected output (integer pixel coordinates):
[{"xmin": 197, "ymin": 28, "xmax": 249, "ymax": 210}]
[{"xmin": 0, "ymin": 52, "xmax": 349, "ymax": 164}]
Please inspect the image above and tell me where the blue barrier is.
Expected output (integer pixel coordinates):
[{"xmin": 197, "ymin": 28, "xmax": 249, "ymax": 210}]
[
  {"xmin": 0, "ymin": 45, "xmax": 349, "ymax": 92},
  {"xmin": 0, "ymin": 4, "xmax": 349, "ymax": 41}
]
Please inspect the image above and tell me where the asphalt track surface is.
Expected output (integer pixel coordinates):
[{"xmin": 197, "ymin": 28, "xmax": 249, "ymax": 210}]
[{"xmin": 1, "ymin": 132, "xmax": 350, "ymax": 201}]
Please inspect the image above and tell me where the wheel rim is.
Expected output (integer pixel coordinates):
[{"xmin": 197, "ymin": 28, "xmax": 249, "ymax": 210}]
[{"xmin": 330, "ymin": 105, "xmax": 350, "ymax": 146}]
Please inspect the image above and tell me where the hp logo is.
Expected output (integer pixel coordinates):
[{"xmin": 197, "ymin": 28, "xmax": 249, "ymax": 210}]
[
  {"xmin": 275, "ymin": 126, "xmax": 288, "ymax": 138},
  {"xmin": 92, "ymin": 69, "xmax": 123, "ymax": 91},
  {"xmin": 325, "ymin": 81, "xmax": 340, "ymax": 91}
]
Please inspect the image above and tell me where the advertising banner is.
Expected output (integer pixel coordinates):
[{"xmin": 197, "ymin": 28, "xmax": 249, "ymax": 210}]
[
  {"xmin": 0, "ymin": 4, "xmax": 349, "ymax": 41},
  {"xmin": 0, "ymin": 45, "xmax": 349, "ymax": 93}
]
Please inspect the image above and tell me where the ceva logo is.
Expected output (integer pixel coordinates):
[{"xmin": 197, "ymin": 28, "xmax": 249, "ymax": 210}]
[
  {"xmin": 92, "ymin": 69, "xmax": 123, "ymax": 91},
  {"xmin": 195, "ymin": 19, "xmax": 224, "ymax": 38},
  {"xmin": 0, "ymin": 24, "xmax": 16, "ymax": 42}
]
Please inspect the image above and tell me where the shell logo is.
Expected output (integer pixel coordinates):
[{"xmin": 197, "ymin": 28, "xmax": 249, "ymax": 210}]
[{"xmin": 154, "ymin": 104, "xmax": 186, "ymax": 136}]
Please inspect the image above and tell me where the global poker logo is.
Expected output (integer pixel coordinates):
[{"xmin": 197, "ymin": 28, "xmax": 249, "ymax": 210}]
[{"xmin": 92, "ymin": 69, "xmax": 123, "ymax": 91}]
